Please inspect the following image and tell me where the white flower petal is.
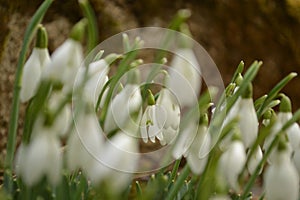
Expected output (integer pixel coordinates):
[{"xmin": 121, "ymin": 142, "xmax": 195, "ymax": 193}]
[
  {"xmin": 20, "ymin": 49, "xmax": 42, "ymax": 102},
  {"xmin": 247, "ymin": 146, "xmax": 263, "ymax": 175},
  {"xmin": 264, "ymin": 150, "xmax": 299, "ymax": 200},
  {"xmin": 167, "ymin": 48, "xmax": 201, "ymax": 107},
  {"xmin": 238, "ymin": 98, "xmax": 258, "ymax": 148},
  {"xmin": 219, "ymin": 141, "xmax": 246, "ymax": 192}
]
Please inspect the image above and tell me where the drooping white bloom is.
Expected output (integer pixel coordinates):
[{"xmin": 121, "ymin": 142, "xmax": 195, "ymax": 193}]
[
  {"xmin": 43, "ymin": 39, "xmax": 83, "ymax": 93},
  {"xmin": 264, "ymin": 149, "xmax": 299, "ymax": 200},
  {"xmin": 104, "ymin": 84, "xmax": 142, "ymax": 133},
  {"xmin": 67, "ymin": 111, "xmax": 104, "ymax": 179},
  {"xmin": 91, "ymin": 132, "xmax": 139, "ymax": 189},
  {"xmin": 186, "ymin": 125, "xmax": 211, "ymax": 174},
  {"xmin": 166, "ymin": 48, "xmax": 201, "ymax": 107},
  {"xmin": 275, "ymin": 112, "xmax": 300, "ymax": 150},
  {"xmin": 47, "ymin": 92, "xmax": 71, "ymax": 137},
  {"xmin": 264, "ymin": 112, "xmax": 298, "ymax": 163},
  {"xmin": 20, "ymin": 48, "xmax": 51, "ymax": 102},
  {"xmin": 23, "ymin": 130, "xmax": 62, "ymax": 186},
  {"xmin": 156, "ymin": 88, "xmax": 180, "ymax": 145},
  {"xmin": 247, "ymin": 146, "xmax": 263, "ymax": 175},
  {"xmin": 172, "ymin": 120, "xmax": 198, "ymax": 159},
  {"xmin": 219, "ymin": 140, "xmax": 246, "ymax": 192},
  {"xmin": 237, "ymin": 98, "xmax": 258, "ymax": 148},
  {"xmin": 77, "ymin": 58, "xmax": 110, "ymax": 105},
  {"xmin": 140, "ymin": 105, "xmax": 164, "ymax": 143},
  {"xmin": 219, "ymin": 97, "xmax": 241, "ymax": 150}
]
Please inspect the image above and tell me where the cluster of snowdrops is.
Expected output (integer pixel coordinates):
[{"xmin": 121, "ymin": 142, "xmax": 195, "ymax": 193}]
[{"xmin": 3, "ymin": 1, "xmax": 300, "ymax": 200}]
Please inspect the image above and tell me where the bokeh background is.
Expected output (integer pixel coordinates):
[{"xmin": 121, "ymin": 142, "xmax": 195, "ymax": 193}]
[{"xmin": 1, "ymin": 0, "xmax": 300, "ymax": 166}]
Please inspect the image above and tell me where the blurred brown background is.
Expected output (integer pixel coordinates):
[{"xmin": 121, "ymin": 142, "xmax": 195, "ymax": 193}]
[{"xmin": 1, "ymin": 0, "xmax": 300, "ymax": 163}]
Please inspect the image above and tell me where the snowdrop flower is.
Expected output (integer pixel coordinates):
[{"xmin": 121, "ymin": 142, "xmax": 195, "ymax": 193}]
[
  {"xmin": 47, "ymin": 92, "xmax": 71, "ymax": 137},
  {"xmin": 91, "ymin": 132, "xmax": 139, "ymax": 190},
  {"xmin": 219, "ymin": 97, "xmax": 241, "ymax": 150},
  {"xmin": 140, "ymin": 89, "xmax": 163, "ymax": 143},
  {"xmin": 78, "ymin": 53, "xmax": 120, "ymax": 106},
  {"xmin": 264, "ymin": 95, "xmax": 300, "ymax": 164},
  {"xmin": 186, "ymin": 124, "xmax": 211, "ymax": 174},
  {"xmin": 22, "ymin": 129, "xmax": 62, "ymax": 186},
  {"xmin": 104, "ymin": 84, "xmax": 142, "ymax": 133},
  {"xmin": 264, "ymin": 147, "xmax": 299, "ymax": 200},
  {"xmin": 247, "ymin": 146, "xmax": 263, "ymax": 175},
  {"xmin": 20, "ymin": 27, "xmax": 50, "ymax": 102},
  {"xmin": 155, "ymin": 88, "xmax": 180, "ymax": 145},
  {"xmin": 43, "ymin": 38, "xmax": 83, "ymax": 92},
  {"xmin": 166, "ymin": 48, "xmax": 201, "ymax": 107},
  {"xmin": 140, "ymin": 104, "xmax": 164, "ymax": 143},
  {"xmin": 172, "ymin": 119, "xmax": 198, "ymax": 159},
  {"xmin": 67, "ymin": 111, "xmax": 104, "ymax": 179},
  {"xmin": 237, "ymin": 83, "xmax": 258, "ymax": 148},
  {"xmin": 219, "ymin": 139, "xmax": 246, "ymax": 192},
  {"xmin": 276, "ymin": 94, "xmax": 300, "ymax": 150},
  {"xmin": 83, "ymin": 59, "xmax": 109, "ymax": 105},
  {"xmin": 172, "ymin": 114, "xmax": 210, "ymax": 174},
  {"xmin": 43, "ymin": 20, "xmax": 85, "ymax": 93}
]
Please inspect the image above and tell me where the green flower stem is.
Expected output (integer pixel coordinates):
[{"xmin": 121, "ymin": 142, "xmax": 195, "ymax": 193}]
[
  {"xmin": 167, "ymin": 159, "xmax": 181, "ymax": 187},
  {"xmin": 165, "ymin": 164, "xmax": 190, "ymax": 200},
  {"xmin": 195, "ymin": 147, "xmax": 222, "ymax": 200},
  {"xmin": 241, "ymin": 108, "xmax": 300, "ymax": 199},
  {"xmin": 256, "ymin": 72, "xmax": 297, "ymax": 118},
  {"xmin": 4, "ymin": 0, "xmax": 53, "ymax": 192},
  {"xmin": 79, "ymin": 0, "xmax": 99, "ymax": 53}
]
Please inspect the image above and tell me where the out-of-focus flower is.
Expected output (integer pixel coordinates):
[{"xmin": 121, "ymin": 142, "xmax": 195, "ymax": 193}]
[
  {"xmin": 83, "ymin": 59, "xmax": 109, "ymax": 105},
  {"xmin": 47, "ymin": 92, "xmax": 71, "ymax": 137},
  {"xmin": 43, "ymin": 38, "xmax": 83, "ymax": 92},
  {"xmin": 172, "ymin": 114, "xmax": 210, "ymax": 174},
  {"xmin": 91, "ymin": 132, "xmax": 139, "ymax": 190},
  {"xmin": 166, "ymin": 48, "xmax": 201, "ymax": 107},
  {"xmin": 247, "ymin": 146, "xmax": 263, "ymax": 175},
  {"xmin": 20, "ymin": 48, "xmax": 51, "ymax": 102},
  {"xmin": 104, "ymin": 84, "xmax": 142, "ymax": 133},
  {"xmin": 15, "ymin": 144, "xmax": 28, "ymax": 177},
  {"xmin": 67, "ymin": 111, "xmax": 104, "ymax": 179},
  {"xmin": 186, "ymin": 125, "xmax": 211, "ymax": 175},
  {"xmin": 172, "ymin": 120, "xmax": 198, "ymax": 159},
  {"xmin": 219, "ymin": 140, "xmax": 246, "ymax": 192},
  {"xmin": 264, "ymin": 148, "xmax": 299, "ymax": 200},
  {"xmin": 264, "ymin": 95, "xmax": 300, "ymax": 163},
  {"xmin": 22, "ymin": 129, "xmax": 62, "ymax": 186}
]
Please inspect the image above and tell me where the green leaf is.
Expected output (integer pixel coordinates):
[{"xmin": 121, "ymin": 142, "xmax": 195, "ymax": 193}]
[
  {"xmin": 4, "ymin": 0, "xmax": 53, "ymax": 193},
  {"xmin": 257, "ymin": 72, "xmax": 297, "ymax": 118}
]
